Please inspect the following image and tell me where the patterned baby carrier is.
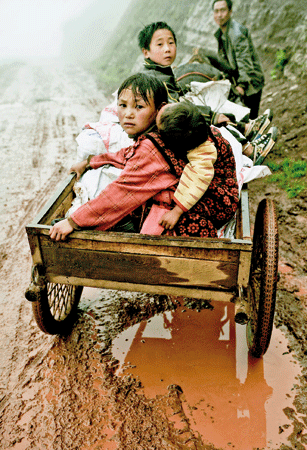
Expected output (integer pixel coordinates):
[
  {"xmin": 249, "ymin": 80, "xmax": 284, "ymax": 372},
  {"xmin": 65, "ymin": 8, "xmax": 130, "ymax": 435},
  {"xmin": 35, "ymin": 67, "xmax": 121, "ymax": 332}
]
[{"xmin": 145, "ymin": 127, "xmax": 239, "ymax": 238}]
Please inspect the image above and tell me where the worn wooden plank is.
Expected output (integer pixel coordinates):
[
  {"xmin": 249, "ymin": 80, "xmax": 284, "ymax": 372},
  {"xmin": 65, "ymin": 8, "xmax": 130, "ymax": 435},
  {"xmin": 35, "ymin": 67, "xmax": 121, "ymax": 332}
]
[
  {"xmin": 27, "ymin": 225, "xmax": 252, "ymax": 252},
  {"xmin": 46, "ymin": 194, "xmax": 74, "ymax": 225},
  {"xmin": 241, "ymin": 186, "xmax": 251, "ymax": 240},
  {"xmin": 236, "ymin": 199, "xmax": 243, "ymax": 240},
  {"xmin": 28, "ymin": 174, "xmax": 76, "ymax": 225},
  {"xmin": 39, "ymin": 234, "xmax": 240, "ymax": 262},
  {"xmin": 41, "ymin": 246, "xmax": 239, "ymax": 290},
  {"xmin": 237, "ymin": 250, "xmax": 252, "ymax": 287},
  {"xmin": 47, "ymin": 275, "xmax": 236, "ymax": 302},
  {"xmin": 26, "ymin": 233, "xmax": 43, "ymax": 265}
]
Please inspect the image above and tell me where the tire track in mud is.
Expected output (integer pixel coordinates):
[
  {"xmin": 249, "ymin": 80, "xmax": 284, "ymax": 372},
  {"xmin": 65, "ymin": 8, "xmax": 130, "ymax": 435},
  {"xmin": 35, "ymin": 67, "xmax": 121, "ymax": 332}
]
[{"xmin": 0, "ymin": 60, "xmax": 108, "ymax": 405}]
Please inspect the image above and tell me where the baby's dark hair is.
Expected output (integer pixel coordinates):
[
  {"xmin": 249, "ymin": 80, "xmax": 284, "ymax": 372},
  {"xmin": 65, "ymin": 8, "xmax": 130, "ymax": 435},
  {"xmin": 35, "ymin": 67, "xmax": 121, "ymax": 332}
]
[
  {"xmin": 158, "ymin": 101, "xmax": 210, "ymax": 156},
  {"xmin": 138, "ymin": 21, "xmax": 177, "ymax": 50},
  {"xmin": 117, "ymin": 73, "xmax": 168, "ymax": 110}
]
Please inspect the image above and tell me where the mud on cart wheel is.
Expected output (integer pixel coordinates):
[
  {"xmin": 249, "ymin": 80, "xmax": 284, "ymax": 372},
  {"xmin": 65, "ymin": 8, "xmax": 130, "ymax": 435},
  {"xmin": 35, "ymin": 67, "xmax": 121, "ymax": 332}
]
[
  {"xmin": 25, "ymin": 264, "xmax": 83, "ymax": 335},
  {"xmin": 247, "ymin": 198, "xmax": 279, "ymax": 358},
  {"xmin": 32, "ymin": 283, "xmax": 83, "ymax": 335}
]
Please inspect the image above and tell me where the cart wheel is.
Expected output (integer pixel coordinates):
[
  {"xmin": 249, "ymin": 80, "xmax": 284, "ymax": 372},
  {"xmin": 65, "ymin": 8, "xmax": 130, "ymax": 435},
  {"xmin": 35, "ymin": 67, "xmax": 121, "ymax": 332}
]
[
  {"xmin": 32, "ymin": 283, "xmax": 83, "ymax": 335},
  {"xmin": 246, "ymin": 198, "xmax": 279, "ymax": 358}
]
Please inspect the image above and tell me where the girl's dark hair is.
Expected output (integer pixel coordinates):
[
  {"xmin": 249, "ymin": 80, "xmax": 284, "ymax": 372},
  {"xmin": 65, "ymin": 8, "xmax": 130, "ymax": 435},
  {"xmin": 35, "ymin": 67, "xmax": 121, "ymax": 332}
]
[
  {"xmin": 138, "ymin": 21, "xmax": 177, "ymax": 50},
  {"xmin": 212, "ymin": 0, "xmax": 232, "ymax": 10},
  {"xmin": 158, "ymin": 101, "xmax": 210, "ymax": 156},
  {"xmin": 117, "ymin": 73, "xmax": 168, "ymax": 110}
]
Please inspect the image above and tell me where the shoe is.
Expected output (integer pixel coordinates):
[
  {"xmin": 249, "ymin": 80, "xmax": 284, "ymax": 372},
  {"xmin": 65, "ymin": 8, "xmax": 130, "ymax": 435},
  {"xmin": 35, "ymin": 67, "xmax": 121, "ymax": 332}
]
[
  {"xmin": 245, "ymin": 109, "xmax": 273, "ymax": 141},
  {"xmin": 251, "ymin": 126, "xmax": 278, "ymax": 165}
]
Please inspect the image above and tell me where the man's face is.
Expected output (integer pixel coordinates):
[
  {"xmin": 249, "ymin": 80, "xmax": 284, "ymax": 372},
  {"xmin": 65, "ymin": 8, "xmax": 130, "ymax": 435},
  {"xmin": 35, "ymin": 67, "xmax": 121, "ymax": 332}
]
[
  {"xmin": 213, "ymin": 0, "xmax": 232, "ymax": 30},
  {"xmin": 142, "ymin": 29, "xmax": 177, "ymax": 67},
  {"xmin": 117, "ymin": 88, "xmax": 157, "ymax": 137}
]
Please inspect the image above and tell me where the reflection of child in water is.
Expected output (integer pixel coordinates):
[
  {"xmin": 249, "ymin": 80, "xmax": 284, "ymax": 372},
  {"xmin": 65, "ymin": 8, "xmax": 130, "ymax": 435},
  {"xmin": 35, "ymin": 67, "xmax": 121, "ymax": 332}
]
[{"xmin": 120, "ymin": 300, "xmax": 271, "ymax": 449}]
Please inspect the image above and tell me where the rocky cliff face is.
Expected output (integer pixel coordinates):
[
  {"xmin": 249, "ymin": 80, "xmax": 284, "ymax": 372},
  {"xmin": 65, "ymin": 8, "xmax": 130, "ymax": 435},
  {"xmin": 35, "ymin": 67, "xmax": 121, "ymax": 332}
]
[{"xmin": 93, "ymin": 0, "xmax": 307, "ymax": 94}]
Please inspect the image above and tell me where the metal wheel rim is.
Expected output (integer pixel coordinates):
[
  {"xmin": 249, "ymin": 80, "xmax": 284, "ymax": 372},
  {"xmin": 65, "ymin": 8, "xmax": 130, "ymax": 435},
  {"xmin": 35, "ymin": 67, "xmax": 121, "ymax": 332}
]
[
  {"xmin": 246, "ymin": 198, "xmax": 279, "ymax": 357},
  {"xmin": 249, "ymin": 230, "xmax": 263, "ymax": 337}
]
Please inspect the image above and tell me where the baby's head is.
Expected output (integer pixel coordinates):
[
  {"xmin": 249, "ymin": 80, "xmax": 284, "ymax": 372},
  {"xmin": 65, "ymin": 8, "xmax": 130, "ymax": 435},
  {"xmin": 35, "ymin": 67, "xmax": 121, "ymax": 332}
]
[
  {"xmin": 138, "ymin": 22, "xmax": 177, "ymax": 67},
  {"xmin": 117, "ymin": 73, "xmax": 168, "ymax": 137},
  {"xmin": 157, "ymin": 101, "xmax": 209, "ymax": 155}
]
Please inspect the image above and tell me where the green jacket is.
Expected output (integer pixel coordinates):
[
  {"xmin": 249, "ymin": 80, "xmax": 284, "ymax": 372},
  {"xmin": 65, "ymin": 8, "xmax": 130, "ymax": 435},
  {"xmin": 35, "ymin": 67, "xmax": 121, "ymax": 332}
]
[{"xmin": 214, "ymin": 19, "xmax": 264, "ymax": 96}]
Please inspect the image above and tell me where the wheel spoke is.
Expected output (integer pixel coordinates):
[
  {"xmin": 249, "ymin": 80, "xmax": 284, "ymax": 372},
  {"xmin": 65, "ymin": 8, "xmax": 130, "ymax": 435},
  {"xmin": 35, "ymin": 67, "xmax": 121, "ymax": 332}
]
[
  {"xmin": 32, "ymin": 282, "xmax": 83, "ymax": 335},
  {"xmin": 47, "ymin": 283, "xmax": 74, "ymax": 321}
]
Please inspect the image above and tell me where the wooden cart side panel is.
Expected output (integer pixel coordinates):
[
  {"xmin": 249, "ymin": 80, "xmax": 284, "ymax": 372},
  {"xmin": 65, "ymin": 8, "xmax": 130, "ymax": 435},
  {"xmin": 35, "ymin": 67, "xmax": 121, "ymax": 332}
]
[
  {"xmin": 237, "ymin": 250, "xmax": 252, "ymax": 287},
  {"xmin": 41, "ymin": 245, "xmax": 240, "ymax": 290},
  {"xmin": 240, "ymin": 186, "xmax": 252, "ymax": 240},
  {"xmin": 27, "ymin": 226, "xmax": 252, "ymax": 252},
  {"xmin": 29, "ymin": 174, "xmax": 76, "ymax": 226},
  {"xmin": 26, "ymin": 228, "xmax": 252, "ymax": 292},
  {"xmin": 38, "ymin": 233, "xmax": 240, "ymax": 262},
  {"xmin": 235, "ymin": 186, "xmax": 251, "ymax": 240},
  {"xmin": 26, "ymin": 233, "xmax": 44, "ymax": 265},
  {"xmin": 46, "ymin": 194, "xmax": 75, "ymax": 225}
]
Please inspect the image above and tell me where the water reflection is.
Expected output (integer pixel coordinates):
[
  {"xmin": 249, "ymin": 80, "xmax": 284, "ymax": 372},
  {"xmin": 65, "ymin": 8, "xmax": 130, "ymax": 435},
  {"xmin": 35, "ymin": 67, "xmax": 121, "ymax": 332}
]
[{"xmin": 112, "ymin": 301, "xmax": 300, "ymax": 449}]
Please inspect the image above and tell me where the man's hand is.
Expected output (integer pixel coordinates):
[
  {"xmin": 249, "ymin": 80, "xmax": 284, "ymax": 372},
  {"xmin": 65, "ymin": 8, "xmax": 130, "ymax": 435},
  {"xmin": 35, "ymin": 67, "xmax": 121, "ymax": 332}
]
[
  {"xmin": 69, "ymin": 160, "xmax": 88, "ymax": 180},
  {"xmin": 216, "ymin": 113, "xmax": 231, "ymax": 125},
  {"xmin": 49, "ymin": 219, "xmax": 74, "ymax": 241},
  {"xmin": 235, "ymin": 85, "xmax": 245, "ymax": 97},
  {"xmin": 159, "ymin": 205, "xmax": 184, "ymax": 230}
]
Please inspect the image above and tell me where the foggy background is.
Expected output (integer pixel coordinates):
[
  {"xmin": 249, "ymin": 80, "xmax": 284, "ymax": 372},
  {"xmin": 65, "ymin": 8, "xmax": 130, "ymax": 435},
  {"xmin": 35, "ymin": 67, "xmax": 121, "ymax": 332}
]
[{"xmin": 0, "ymin": 0, "xmax": 133, "ymax": 62}]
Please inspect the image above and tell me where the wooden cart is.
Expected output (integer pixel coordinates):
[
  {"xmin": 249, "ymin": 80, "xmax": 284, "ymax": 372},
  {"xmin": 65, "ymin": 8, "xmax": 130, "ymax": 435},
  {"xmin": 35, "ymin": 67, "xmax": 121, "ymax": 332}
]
[{"xmin": 25, "ymin": 173, "xmax": 279, "ymax": 358}]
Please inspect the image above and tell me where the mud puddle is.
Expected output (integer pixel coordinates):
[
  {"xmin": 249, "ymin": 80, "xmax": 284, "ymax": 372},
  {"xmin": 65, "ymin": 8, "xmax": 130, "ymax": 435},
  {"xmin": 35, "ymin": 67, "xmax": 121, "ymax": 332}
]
[{"xmin": 111, "ymin": 298, "xmax": 301, "ymax": 449}]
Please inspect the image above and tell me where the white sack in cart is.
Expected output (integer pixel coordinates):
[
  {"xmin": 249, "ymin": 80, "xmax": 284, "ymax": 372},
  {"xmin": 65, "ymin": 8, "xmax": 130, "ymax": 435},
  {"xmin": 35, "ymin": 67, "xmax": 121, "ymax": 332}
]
[
  {"xmin": 72, "ymin": 124, "xmax": 131, "ymax": 209},
  {"xmin": 68, "ymin": 97, "xmax": 133, "ymax": 215},
  {"xmin": 217, "ymin": 126, "xmax": 271, "ymax": 238},
  {"xmin": 183, "ymin": 79, "xmax": 250, "ymax": 123},
  {"xmin": 76, "ymin": 97, "xmax": 133, "ymax": 162}
]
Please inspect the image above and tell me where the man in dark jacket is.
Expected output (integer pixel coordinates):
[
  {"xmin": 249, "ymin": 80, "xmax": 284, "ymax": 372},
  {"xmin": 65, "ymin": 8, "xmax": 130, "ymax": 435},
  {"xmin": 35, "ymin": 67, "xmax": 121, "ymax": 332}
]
[{"xmin": 213, "ymin": 0, "xmax": 265, "ymax": 118}]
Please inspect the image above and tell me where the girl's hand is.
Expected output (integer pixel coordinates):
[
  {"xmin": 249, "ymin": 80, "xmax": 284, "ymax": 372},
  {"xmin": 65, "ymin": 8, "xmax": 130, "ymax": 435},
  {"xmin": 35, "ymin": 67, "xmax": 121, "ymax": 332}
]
[
  {"xmin": 49, "ymin": 219, "xmax": 74, "ymax": 241},
  {"xmin": 159, "ymin": 205, "xmax": 184, "ymax": 230},
  {"xmin": 69, "ymin": 160, "xmax": 87, "ymax": 180}
]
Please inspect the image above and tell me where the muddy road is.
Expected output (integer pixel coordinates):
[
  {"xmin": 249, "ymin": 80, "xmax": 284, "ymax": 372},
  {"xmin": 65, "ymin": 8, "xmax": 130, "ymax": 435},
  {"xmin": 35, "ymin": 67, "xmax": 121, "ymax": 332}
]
[{"xmin": 0, "ymin": 60, "xmax": 306, "ymax": 450}]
